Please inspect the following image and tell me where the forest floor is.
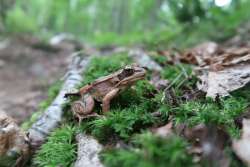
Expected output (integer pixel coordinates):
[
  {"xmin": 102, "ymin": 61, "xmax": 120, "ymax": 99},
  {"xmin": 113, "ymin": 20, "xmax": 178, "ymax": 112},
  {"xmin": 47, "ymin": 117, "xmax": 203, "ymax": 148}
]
[
  {"xmin": 0, "ymin": 36, "xmax": 76, "ymax": 124},
  {"xmin": 1, "ymin": 21, "xmax": 250, "ymax": 167}
]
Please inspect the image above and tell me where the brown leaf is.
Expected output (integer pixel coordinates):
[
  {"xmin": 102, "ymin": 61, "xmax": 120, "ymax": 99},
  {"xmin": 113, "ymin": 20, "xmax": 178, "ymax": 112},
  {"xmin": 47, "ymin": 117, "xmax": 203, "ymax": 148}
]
[
  {"xmin": 233, "ymin": 119, "xmax": 250, "ymax": 166},
  {"xmin": 197, "ymin": 62, "xmax": 250, "ymax": 98},
  {"xmin": 193, "ymin": 44, "xmax": 250, "ymax": 98},
  {"xmin": 183, "ymin": 42, "xmax": 219, "ymax": 65},
  {"xmin": 157, "ymin": 49, "xmax": 182, "ymax": 64}
]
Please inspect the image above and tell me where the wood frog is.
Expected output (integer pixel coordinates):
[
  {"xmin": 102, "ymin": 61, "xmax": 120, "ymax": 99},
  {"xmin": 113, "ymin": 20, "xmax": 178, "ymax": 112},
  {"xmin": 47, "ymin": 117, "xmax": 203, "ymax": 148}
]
[{"xmin": 65, "ymin": 64, "xmax": 146, "ymax": 122}]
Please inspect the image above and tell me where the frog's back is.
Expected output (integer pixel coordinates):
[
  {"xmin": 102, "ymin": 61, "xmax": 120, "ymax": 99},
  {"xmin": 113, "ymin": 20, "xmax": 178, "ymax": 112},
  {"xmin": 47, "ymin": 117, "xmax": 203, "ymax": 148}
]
[{"xmin": 89, "ymin": 77, "xmax": 119, "ymax": 101}]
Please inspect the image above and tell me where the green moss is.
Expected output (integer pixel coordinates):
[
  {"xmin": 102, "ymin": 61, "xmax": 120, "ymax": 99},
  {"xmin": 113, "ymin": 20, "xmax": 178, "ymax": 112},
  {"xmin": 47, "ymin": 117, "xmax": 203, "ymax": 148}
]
[
  {"xmin": 34, "ymin": 125, "xmax": 77, "ymax": 167},
  {"xmin": 32, "ymin": 48, "xmax": 250, "ymax": 166},
  {"xmin": 101, "ymin": 132, "xmax": 194, "ymax": 167},
  {"xmin": 82, "ymin": 80, "xmax": 165, "ymax": 142},
  {"xmin": 150, "ymin": 53, "xmax": 169, "ymax": 66},
  {"xmin": 65, "ymin": 53, "xmax": 167, "ymax": 142},
  {"xmin": 172, "ymin": 96, "xmax": 248, "ymax": 138},
  {"xmin": 231, "ymin": 84, "xmax": 250, "ymax": 101},
  {"xmin": 86, "ymin": 105, "xmax": 157, "ymax": 141},
  {"xmin": 21, "ymin": 80, "xmax": 63, "ymax": 130},
  {"xmin": 161, "ymin": 63, "xmax": 196, "ymax": 92}
]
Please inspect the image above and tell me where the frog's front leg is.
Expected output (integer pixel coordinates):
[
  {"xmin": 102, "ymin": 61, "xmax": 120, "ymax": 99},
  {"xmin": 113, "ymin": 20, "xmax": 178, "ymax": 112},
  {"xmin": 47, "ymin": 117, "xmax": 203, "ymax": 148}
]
[
  {"xmin": 72, "ymin": 94, "xmax": 95, "ymax": 123},
  {"xmin": 102, "ymin": 88, "xmax": 119, "ymax": 113}
]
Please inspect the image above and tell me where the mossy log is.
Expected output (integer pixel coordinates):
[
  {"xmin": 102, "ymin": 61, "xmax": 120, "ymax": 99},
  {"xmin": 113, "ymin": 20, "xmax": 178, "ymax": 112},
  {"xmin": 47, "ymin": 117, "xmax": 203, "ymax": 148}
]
[{"xmin": 28, "ymin": 52, "xmax": 91, "ymax": 149}]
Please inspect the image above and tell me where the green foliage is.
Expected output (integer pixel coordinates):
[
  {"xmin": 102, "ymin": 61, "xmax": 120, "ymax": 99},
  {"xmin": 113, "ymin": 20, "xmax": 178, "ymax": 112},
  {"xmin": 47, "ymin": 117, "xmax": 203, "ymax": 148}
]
[
  {"xmin": 231, "ymin": 84, "xmax": 250, "ymax": 100},
  {"xmin": 83, "ymin": 80, "xmax": 164, "ymax": 142},
  {"xmin": 21, "ymin": 80, "xmax": 62, "ymax": 130},
  {"xmin": 3, "ymin": 0, "xmax": 250, "ymax": 48},
  {"xmin": 87, "ymin": 104, "xmax": 157, "ymax": 141},
  {"xmin": 151, "ymin": 54, "xmax": 168, "ymax": 65},
  {"xmin": 72, "ymin": 54, "xmax": 165, "ymax": 142},
  {"xmin": 91, "ymin": 32, "xmax": 148, "ymax": 47},
  {"xmin": 167, "ymin": 0, "xmax": 206, "ymax": 23},
  {"xmin": 160, "ymin": 63, "xmax": 197, "ymax": 94},
  {"xmin": 34, "ymin": 125, "xmax": 77, "ymax": 167},
  {"xmin": 144, "ymin": 0, "xmax": 250, "ymax": 49},
  {"xmin": 101, "ymin": 132, "xmax": 194, "ymax": 167},
  {"xmin": 161, "ymin": 64, "xmax": 193, "ymax": 83},
  {"xmin": 172, "ymin": 96, "xmax": 248, "ymax": 137},
  {"xmin": 5, "ymin": 6, "xmax": 38, "ymax": 33}
]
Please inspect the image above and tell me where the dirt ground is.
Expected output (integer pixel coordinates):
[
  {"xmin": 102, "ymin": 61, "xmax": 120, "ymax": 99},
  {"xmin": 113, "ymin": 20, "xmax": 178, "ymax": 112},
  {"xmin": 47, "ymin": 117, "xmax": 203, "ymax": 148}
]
[{"xmin": 0, "ymin": 35, "xmax": 79, "ymax": 124}]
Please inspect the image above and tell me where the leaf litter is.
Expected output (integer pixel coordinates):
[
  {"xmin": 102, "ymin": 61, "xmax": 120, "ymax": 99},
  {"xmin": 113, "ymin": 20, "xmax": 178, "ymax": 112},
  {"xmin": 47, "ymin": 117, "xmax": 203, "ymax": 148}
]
[
  {"xmin": 184, "ymin": 42, "xmax": 250, "ymax": 98},
  {"xmin": 151, "ymin": 41, "xmax": 250, "ymax": 166}
]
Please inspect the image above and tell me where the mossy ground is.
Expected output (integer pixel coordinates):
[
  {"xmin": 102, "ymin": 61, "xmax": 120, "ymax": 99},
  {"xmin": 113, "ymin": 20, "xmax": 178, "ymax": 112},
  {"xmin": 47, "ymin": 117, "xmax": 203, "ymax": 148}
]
[{"xmin": 32, "ymin": 52, "xmax": 250, "ymax": 167}]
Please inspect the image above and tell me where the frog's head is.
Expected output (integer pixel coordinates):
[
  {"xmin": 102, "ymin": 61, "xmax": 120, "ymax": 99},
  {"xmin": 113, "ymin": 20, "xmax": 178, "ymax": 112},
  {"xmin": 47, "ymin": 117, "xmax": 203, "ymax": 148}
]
[{"xmin": 118, "ymin": 64, "xmax": 146, "ymax": 84}]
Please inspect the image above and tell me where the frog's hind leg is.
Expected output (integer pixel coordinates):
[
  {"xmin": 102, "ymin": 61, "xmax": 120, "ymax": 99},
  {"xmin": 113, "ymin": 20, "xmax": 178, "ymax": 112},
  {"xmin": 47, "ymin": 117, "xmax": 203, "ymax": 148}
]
[
  {"xmin": 102, "ymin": 88, "xmax": 119, "ymax": 113},
  {"xmin": 71, "ymin": 95, "xmax": 95, "ymax": 125}
]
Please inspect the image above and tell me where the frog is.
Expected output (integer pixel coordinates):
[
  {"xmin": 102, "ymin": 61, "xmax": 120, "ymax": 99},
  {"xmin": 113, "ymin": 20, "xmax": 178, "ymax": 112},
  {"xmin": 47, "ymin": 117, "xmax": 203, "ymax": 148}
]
[{"xmin": 64, "ymin": 64, "xmax": 146, "ymax": 122}]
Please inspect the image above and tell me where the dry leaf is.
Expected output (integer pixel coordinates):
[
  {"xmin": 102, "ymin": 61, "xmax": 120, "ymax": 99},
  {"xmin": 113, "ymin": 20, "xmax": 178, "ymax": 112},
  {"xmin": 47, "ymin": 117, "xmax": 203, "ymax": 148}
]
[
  {"xmin": 190, "ymin": 42, "xmax": 250, "ymax": 98},
  {"xmin": 198, "ymin": 63, "xmax": 250, "ymax": 98},
  {"xmin": 183, "ymin": 42, "xmax": 219, "ymax": 65},
  {"xmin": 233, "ymin": 119, "xmax": 250, "ymax": 166}
]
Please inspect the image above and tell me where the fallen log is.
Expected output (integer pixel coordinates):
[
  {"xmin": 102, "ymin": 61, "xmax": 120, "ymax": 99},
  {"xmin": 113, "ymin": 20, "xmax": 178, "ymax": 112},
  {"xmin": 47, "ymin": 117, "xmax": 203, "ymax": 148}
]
[{"xmin": 28, "ymin": 52, "xmax": 91, "ymax": 149}]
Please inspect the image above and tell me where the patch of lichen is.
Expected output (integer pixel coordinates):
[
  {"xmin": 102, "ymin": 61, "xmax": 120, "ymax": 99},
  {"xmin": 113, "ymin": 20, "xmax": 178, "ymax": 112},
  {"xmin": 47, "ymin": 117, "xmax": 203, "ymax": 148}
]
[{"xmin": 21, "ymin": 80, "xmax": 63, "ymax": 130}]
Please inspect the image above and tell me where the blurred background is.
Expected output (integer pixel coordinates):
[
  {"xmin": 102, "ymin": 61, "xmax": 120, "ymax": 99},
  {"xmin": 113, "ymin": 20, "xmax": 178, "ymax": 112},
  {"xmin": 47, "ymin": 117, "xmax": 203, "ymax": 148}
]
[
  {"xmin": 0, "ymin": 0, "xmax": 250, "ymax": 123},
  {"xmin": 1, "ymin": 0, "xmax": 250, "ymax": 47}
]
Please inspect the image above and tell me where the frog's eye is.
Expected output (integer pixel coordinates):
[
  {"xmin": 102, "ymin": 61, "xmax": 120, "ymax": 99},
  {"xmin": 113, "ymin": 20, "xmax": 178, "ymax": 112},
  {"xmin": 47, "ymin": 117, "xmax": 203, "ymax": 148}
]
[
  {"xmin": 123, "ymin": 68, "xmax": 134, "ymax": 76},
  {"xmin": 118, "ymin": 68, "xmax": 135, "ymax": 80}
]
